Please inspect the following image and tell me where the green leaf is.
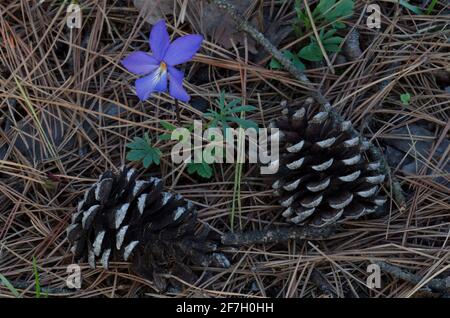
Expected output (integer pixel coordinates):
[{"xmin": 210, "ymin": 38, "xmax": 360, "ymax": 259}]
[
  {"xmin": 225, "ymin": 117, "xmax": 259, "ymax": 129},
  {"xmin": 269, "ymin": 57, "xmax": 282, "ymax": 69},
  {"xmin": 399, "ymin": 0, "xmax": 423, "ymax": 15},
  {"xmin": 425, "ymin": 0, "xmax": 437, "ymax": 14},
  {"xmin": 205, "ymin": 91, "xmax": 258, "ymax": 132},
  {"xmin": 400, "ymin": 93, "xmax": 411, "ymax": 105},
  {"xmin": 322, "ymin": 36, "xmax": 343, "ymax": 45},
  {"xmin": 314, "ymin": 0, "xmax": 337, "ymax": 17},
  {"xmin": 126, "ymin": 137, "xmax": 145, "ymax": 149},
  {"xmin": 326, "ymin": 0, "xmax": 354, "ymax": 21},
  {"xmin": 142, "ymin": 153, "xmax": 153, "ymax": 168},
  {"xmin": 298, "ymin": 43, "xmax": 324, "ymax": 61},
  {"xmin": 270, "ymin": 50, "xmax": 306, "ymax": 72},
  {"xmin": 158, "ymin": 133, "xmax": 172, "ymax": 141},
  {"xmin": 333, "ymin": 21, "xmax": 346, "ymax": 29},
  {"xmin": 160, "ymin": 120, "xmax": 177, "ymax": 131},
  {"xmin": 290, "ymin": 54, "xmax": 306, "ymax": 71},
  {"xmin": 159, "ymin": 121, "xmax": 178, "ymax": 140},
  {"xmin": 186, "ymin": 162, "xmax": 213, "ymax": 179},
  {"xmin": 227, "ymin": 98, "xmax": 241, "ymax": 110},
  {"xmin": 126, "ymin": 134, "xmax": 161, "ymax": 168},
  {"xmin": 153, "ymin": 151, "xmax": 161, "ymax": 165},
  {"xmin": 323, "ymin": 29, "xmax": 338, "ymax": 39},
  {"xmin": 295, "ymin": 0, "xmax": 311, "ymax": 29},
  {"xmin": 323, "ymin": 44, "xmax": 341, "ymax": 53},
  {"xmin": 187, "ymin": 163, "xmax": 197, "ymax": 174},
  {"xmin": 126, "ymin": 149, "xmax": 146, "ymax": 161},
  {"xmin": 0, "ymin": 274, "xmax": 20, "ymax": 298},
  {"xmin": 227, "ymin": 105, "xmax": 257, "ymax": 113},
  {"xmin": 197, "ymin": 162, "xmax": 213, "ymax": 179}
]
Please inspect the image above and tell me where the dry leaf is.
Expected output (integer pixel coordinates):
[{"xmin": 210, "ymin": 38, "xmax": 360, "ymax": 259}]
[
  {"xmin": 133, "ymin": 0, "xmax": 174, "ymax": 24},
  {"xmin": 187, "ymin": 0, "xmax": 256, "ymax": 52}
]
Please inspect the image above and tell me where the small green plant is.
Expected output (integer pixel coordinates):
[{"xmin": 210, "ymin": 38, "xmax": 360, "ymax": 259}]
[
  {"xmin": 299, "ymin": 28, "xmax": 343, "ymax": 61},
  {"xmin": 32, "ymin": 257, "xmax": 41, "ymax": 298},
  {"xmin": 126, "ymin": 133, "xmax": 161, "ymax": 168},
  {"xmin": 425, "ymin": 0, "xmax": 437, "ymax": 14},
  {"xmin": 204, "ymin": 91, "xmax": 258, "ymax": 131},
  {"xmin": 32, "ymin": 257, "xmax": 48, "ymax": 298},
  {"xmin": 295, "ymin": 0, "xmax": 354, "ymax": 32},
  {"xmin": 158, "ymin": 120, "xmax": 214, "ymax": 179},
  {"xmin": 186, "ymin": 160, "xmax": 214, "ymax": 179},
  {"xmin": 400, "ymin": 93, "xmax": 411, "ymax": 105},
  {"xmin": 270, "ymin": 0, "xmax": 353, "ymax": 67},
  {"xmin": 156, "ymin": 92, "xmax": 258, "ymax": 180}
]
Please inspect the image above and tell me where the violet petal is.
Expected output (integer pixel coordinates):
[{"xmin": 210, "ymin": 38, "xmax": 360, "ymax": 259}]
[
  {"xmin": 164, "ymin": 35, "xmax": 203, "ymax": 66},
  {"xmin": 168, "ymin": 66, "xmax": 190, "ymax": 102},
  {"xmin": 121, "ymin": 51, "xmax": 158, "ymax": 75},
  {"xmin": 150, "ymin": 20, "xmax": 170, "ymax": 61},
  {"xmin": 135, "ymin": 70, "xmax": 159, "ymax": 101}
]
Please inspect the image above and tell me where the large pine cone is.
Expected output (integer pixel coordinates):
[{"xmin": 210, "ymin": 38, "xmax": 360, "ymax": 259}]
[
  {"xmin": 271, "ymin": 98, "xmax": 387, "ymax": 228},
  {"xmin": 67, "ymin": 167, "xmax": 229, "ymax": 289}
]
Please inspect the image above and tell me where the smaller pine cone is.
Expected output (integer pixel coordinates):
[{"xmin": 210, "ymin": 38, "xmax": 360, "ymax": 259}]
[
  {"xmin": 271, "ymin": 98, "xmax": 387, "ymax": 228},
  {"xmin": 67, "ymin": 167, "xmax": 229, "ymax": 289}
]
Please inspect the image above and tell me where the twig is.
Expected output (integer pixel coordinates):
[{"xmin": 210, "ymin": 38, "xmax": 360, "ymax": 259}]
[
  {"xmin": 221, "ymin": 226, "xmax": 335, "ymax": 245},
  {"xmin": 209, "ymin": 0, "xmax": 405, "ymax": 208},
  {"xmin": 376, "ymin": 261, "xmax": 450, "ymax": 294}
]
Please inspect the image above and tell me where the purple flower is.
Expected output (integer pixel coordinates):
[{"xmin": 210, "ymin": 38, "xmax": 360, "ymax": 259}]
[{"xmin": 121, "ymin": 20, "xmax": 203, "ymax": 102}]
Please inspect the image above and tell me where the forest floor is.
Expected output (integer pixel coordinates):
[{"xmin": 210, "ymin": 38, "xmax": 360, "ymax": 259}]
[{"xmin": 0, "ymin": 0, "xmax": 449, "ymax": 298}]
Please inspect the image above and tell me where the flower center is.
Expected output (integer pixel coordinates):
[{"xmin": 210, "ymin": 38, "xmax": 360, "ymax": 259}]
[
  {"xmin": 151, "ymin": 62, "xmax": 167, "ymax": 86},
  {"xmin": 160, "ymin": 62, "xmax": 167, "ymax": 72}
]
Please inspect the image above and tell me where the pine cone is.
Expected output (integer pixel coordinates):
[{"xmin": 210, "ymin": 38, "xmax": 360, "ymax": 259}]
[
  {"xmin": 67, "ymin": 167, "xmax": 229, "ymax": 289},
  {"xmin": 271, "ymin": 98, "xmax": 387, "ymax": 228}
]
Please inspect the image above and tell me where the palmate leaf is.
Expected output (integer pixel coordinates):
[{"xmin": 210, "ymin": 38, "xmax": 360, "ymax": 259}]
[
  {"xmin": 186, "ymin": 161, "xmax": 213, "ymax": 179},
  {"xmin": 126, "ymin": 133, "xmax": 161, "ymax": 168}
]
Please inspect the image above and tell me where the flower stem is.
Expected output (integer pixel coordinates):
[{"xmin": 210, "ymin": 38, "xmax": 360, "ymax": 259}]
[{"xmin": 175, "ymin": 99, "xmax": 181, "ymax": 124}]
